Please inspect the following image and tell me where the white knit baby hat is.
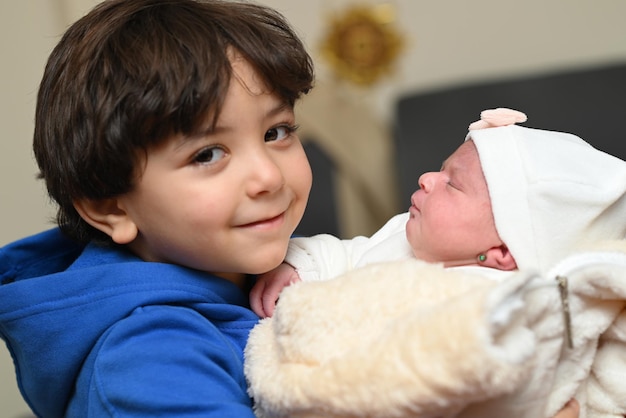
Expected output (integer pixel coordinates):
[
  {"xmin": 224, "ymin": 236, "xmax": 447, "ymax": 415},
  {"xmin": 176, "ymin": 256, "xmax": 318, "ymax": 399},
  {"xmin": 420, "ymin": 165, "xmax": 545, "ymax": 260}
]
[{"xmin": 467, "ymin": 108, "xmax": 626, "ymax": 274}]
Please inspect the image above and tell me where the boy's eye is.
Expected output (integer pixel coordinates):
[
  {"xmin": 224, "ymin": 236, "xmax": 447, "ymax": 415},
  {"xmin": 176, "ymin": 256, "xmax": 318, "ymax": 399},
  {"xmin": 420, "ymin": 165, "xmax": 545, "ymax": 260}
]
[
  {"xmin": 193, "ymin": 146, "xmax": 226, "ymax": 165},
  {"xmin": 264, "ymin": 125, "xmax": 296, "ymax": 142}
]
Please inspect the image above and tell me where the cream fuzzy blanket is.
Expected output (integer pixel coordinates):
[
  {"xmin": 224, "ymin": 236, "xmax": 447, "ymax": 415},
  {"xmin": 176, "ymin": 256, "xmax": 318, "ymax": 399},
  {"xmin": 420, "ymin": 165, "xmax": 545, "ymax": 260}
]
[{"xmin": 244, "ymin": 242, "xmax": 626, "ymax": 418}]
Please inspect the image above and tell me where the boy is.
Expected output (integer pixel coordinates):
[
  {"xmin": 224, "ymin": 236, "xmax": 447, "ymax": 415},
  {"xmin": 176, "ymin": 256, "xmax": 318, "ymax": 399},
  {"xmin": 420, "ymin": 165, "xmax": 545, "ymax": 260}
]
[{"xmin": 0, "ymin": 0, "xmax": 313, "ymax": 416}]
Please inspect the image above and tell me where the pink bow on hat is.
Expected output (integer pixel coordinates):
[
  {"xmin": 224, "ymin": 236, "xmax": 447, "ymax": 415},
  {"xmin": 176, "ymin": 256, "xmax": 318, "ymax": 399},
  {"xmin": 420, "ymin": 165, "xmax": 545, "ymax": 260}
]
[{"xmin": 468, "ymin": 108, "xmax": 527, "ymax": 130}]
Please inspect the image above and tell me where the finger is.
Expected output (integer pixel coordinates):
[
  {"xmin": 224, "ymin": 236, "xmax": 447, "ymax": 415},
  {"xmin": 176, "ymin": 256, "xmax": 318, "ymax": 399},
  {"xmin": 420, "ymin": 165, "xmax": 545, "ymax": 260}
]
[
  {"xmin": 554, "ymin": 399, "xmax": 579, "ymax": 418},
  {"xmin": 261, "ymin": 291, "xmax": 278, "ymax": 318},
  {"xmin": 249, "ymin": 281, "xmax": 267, "ymax": 318}
]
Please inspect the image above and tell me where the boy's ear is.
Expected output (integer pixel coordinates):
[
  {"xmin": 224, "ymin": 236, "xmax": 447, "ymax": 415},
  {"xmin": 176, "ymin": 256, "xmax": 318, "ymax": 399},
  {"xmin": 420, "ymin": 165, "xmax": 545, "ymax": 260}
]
[
  {"xmin": 73, "ymin": 198, "xmax": 138, "ymax": 245},
  {"xmin": 482, "ymin": 244, "xmax": 518, "ymax": 271}
]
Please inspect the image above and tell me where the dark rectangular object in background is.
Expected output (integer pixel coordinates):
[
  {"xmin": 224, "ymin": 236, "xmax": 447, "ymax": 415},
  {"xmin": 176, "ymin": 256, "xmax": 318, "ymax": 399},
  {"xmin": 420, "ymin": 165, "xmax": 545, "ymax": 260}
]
[{"xmin": 394, "ymin": 63, "xmax": 626, "ymax": 206}]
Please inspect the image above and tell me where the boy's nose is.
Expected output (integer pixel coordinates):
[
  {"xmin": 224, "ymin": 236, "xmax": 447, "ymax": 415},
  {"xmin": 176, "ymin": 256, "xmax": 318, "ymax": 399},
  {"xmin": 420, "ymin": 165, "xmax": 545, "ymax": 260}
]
[{"xmin": 246, "ymin": 152, "xmax": 284, "ymax": 196}]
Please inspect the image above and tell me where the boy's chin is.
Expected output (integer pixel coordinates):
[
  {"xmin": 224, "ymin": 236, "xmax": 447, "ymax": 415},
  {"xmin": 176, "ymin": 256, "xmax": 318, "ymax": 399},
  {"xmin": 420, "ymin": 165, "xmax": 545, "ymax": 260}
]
[{"xmin": 249, "ymin": 249, "xmax": 289, "ymax": 275}]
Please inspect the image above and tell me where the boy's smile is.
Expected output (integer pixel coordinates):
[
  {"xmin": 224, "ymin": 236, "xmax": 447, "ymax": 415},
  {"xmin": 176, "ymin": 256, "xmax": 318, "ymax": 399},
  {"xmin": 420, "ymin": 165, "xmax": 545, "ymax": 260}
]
[
  {"xmin": 111, "ymin": 57, "xmax": 312, "ymax": 280},
  {"xmin": 236, "ymin": 211, "xmax": 287, "ymax": 229}
]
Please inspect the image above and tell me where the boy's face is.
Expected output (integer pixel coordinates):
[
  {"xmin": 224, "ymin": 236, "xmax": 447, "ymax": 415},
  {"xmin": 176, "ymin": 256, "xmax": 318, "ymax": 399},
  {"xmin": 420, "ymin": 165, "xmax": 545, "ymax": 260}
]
[
  {"xmin": 116, "ymin": 58, "xmax": 312, "ymax": 277},
  {"xmin": 406, "ymin": 140, "xmax": 503, "ymax": 266}
]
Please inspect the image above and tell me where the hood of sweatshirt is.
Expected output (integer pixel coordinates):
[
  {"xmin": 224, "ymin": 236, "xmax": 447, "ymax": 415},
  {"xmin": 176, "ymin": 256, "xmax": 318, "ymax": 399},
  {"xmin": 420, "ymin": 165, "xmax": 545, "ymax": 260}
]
[{"xmin": 0, "ymin": 228, "xmax": 256, "ymax": 417}]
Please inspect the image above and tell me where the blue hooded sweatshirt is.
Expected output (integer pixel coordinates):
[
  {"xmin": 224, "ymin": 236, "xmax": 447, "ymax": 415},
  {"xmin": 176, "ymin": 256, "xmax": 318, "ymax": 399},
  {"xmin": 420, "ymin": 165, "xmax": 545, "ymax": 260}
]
[{"xmin": 0, "ymin": 228, "xmax": 260, "ymax": 417}]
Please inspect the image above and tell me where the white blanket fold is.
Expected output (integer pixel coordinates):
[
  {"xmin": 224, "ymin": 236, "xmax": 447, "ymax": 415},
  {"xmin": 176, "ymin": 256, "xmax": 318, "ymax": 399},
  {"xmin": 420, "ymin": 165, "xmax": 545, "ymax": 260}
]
[{"xmin": 244, "ymin": 242, "xmax": 626, "ymax": 418}]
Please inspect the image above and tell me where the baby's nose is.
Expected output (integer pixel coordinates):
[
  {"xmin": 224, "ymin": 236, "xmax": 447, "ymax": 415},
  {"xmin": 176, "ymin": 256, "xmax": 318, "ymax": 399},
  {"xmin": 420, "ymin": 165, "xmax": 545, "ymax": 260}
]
[{"xmin": 418, "ymin": 172, "xmax": 435, "ymax": 192}]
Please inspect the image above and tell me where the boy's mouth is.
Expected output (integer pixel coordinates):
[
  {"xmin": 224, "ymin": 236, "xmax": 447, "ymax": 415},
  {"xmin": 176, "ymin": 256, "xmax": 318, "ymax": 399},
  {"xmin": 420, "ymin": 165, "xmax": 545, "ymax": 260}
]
[{"xmin": 238, "ymin": 211, "xmax": 286, "ymax": 229}]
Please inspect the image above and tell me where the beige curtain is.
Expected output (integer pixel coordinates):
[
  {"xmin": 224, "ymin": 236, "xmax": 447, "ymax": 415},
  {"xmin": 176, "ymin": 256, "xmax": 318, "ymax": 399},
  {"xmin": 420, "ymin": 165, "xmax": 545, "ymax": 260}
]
[
  {"xmin": 297, "ymin": 81, "xmax": 400, "ymax": 237},
  {"xmin": 56, "ymin": 0, "xmax": 98, "ymax": 27}
]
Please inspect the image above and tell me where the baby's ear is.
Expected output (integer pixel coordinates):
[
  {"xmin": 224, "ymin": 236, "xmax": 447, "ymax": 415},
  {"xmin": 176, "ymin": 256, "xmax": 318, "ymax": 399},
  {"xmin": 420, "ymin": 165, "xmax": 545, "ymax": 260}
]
[
  {"xmin": 73, "ymin": 198, "xmax": 138, "ymax": 244},
  {"xmin": 483, "ymin": 245, "xmax": 517, "ymax": 271}
]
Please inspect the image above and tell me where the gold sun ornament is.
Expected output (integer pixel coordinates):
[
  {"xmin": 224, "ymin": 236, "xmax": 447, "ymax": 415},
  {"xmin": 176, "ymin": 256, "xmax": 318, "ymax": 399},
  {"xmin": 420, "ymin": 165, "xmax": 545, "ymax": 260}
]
[{"xmin": 320, "ymin": 3, "xmax": 405, "ymax": 87}]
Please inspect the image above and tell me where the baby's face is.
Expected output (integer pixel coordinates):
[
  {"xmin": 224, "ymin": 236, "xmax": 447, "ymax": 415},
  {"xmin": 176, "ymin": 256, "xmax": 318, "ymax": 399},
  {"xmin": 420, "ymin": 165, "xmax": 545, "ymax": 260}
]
[
  {"xmin": 406, "ymin": 140, "xmax": 503, "ymax": 266},
  {"xmin": 111, "ymin": 57, "xmax": 312, "ymax": 278}
]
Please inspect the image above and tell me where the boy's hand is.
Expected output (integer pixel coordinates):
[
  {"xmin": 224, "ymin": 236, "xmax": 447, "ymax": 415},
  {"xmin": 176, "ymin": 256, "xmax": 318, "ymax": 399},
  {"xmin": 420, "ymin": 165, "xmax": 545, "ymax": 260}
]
[{"xmin": 250, "ymin": 263, "xmax": 301, "ymax": 318}]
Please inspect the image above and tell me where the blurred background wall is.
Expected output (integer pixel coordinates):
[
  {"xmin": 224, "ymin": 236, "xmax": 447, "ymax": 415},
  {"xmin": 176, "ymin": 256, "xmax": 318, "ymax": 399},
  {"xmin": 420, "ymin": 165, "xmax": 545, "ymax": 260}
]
[{"xmin": 2, "ymin": 1, "xmax": 626, "ymax": 416}]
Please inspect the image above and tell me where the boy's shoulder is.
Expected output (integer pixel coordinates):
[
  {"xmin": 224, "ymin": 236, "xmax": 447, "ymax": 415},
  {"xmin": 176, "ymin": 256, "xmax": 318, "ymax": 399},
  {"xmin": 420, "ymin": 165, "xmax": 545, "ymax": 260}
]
[{"xmin": 0, "ymin": 228, "xmax": 84, "ymax": 284}]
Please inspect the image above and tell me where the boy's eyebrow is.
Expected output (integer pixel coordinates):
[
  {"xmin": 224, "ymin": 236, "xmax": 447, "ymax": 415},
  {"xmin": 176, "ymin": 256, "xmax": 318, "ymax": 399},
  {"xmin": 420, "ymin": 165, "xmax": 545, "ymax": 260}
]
[
  {"xmin": 187, "ymin": 101, "xmax": 293, "ymax": 142},
  {"xmin": 265, "ymin": 101, "xmax": 293, "ymax": 118}
]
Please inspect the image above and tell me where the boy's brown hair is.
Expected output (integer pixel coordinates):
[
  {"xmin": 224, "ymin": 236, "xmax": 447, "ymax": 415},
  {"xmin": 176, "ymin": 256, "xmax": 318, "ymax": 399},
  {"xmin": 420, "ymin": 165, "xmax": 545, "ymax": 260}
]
[{"xmin": 34, "ymin": 0, "xmax": 314, "ymax": 243}]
